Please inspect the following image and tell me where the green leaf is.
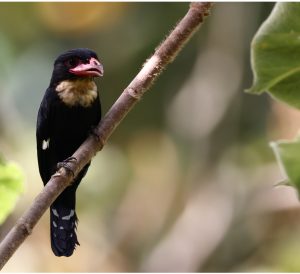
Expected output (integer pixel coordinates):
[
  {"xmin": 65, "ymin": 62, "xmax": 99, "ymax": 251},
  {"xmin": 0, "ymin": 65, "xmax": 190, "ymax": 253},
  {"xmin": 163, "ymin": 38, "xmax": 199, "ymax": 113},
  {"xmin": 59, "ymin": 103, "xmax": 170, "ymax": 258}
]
[
  {"xmin": 270, "ymin": 135, "xmax": 300, "ymax": 196},
  {"xmin": 247, "ymin": 3, "xmax": 300, "ymax": 109},
  {"xmin": 0, "ymin": 160, "xmax": 25, "ymax": 224}
]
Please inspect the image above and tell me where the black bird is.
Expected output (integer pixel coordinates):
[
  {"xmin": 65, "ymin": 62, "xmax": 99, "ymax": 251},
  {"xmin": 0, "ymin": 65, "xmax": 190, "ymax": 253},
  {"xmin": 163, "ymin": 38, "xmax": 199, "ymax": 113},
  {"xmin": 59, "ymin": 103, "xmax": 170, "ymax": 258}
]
[{"xmin": 36, "ymin": 48, "xmax": 103, "ymax": 257}]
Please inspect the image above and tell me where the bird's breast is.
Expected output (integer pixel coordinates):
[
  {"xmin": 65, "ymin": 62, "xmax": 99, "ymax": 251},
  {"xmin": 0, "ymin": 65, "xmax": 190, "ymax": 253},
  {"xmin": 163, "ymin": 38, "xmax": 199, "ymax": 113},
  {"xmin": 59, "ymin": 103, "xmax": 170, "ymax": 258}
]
[
  {"xmin": 55, "ymin": 79, "xmax": 98, "ymax": 107},
  {"xmin": 51, "ymin": 105, "xmax": 97, "ymax": 158}
]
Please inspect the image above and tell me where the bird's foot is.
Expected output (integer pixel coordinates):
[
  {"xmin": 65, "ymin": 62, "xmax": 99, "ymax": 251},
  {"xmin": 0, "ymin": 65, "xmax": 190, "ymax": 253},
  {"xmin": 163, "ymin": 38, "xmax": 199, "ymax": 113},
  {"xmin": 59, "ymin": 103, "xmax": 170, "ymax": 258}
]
[
  {"xmin": 90, "ymin": 126, "xmax": 104, "ymax": 148},
  {"xmin": 57, "ymin": 157, "xmax": 77, "ymax": 177},
  {"xmin": 90, "ymin": 126, "xmax": 99, "ymax": 140}
]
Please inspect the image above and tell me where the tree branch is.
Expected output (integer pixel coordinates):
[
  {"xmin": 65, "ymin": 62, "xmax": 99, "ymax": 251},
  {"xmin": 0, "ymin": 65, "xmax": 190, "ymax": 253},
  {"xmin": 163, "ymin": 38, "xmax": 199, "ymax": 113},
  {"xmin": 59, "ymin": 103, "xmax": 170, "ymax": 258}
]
[{"xmin": 0, "ymin": 2, "xmax": 212, "ymax": 270}]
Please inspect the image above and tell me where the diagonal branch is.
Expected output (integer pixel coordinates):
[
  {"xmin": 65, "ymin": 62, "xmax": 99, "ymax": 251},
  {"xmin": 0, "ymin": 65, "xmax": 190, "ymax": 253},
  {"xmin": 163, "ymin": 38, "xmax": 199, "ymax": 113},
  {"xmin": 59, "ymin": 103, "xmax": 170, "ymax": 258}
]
[{"xmin": 0, "ymin": 2, "xmax": 212, "ymax": 270}]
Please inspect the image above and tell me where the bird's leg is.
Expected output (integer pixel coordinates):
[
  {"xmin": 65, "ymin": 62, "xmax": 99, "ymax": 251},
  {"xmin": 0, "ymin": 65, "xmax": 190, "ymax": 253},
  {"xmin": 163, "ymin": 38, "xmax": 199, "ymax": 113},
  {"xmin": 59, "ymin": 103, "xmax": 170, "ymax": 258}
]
[{"xmin": 57, "ymin": 157, "xmax": 77, "ymax": 177}]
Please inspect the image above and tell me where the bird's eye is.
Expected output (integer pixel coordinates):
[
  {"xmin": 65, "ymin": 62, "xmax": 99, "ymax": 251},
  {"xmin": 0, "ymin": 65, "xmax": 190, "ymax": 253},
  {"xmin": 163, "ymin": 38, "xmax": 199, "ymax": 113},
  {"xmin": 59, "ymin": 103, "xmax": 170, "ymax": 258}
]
[{"xmin": 65, "ymin": 58, "xmax": 80, "ymax": 68}]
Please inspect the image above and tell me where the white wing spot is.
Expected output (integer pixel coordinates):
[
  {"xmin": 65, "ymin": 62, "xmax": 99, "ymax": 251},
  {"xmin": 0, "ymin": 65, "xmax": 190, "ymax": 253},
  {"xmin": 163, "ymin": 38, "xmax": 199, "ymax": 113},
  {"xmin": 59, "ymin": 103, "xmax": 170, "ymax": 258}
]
[
  {"xmin": 52, "ymin": 208, "xmax": 59, "ymax": 217},
  {"xmin": 62, "ymin": 210, "xmax": 75, "ymax": 220},
  {"xmin": 52, "ymin": 221, "xmax": 57, "ymax": 228},
  {"xmin": 42, "ymin": 139, "xmax": 50, "ymax": 150},
  {"xmin": 59, "ymin": 226, "xmax": 64, "ymax": 230}
]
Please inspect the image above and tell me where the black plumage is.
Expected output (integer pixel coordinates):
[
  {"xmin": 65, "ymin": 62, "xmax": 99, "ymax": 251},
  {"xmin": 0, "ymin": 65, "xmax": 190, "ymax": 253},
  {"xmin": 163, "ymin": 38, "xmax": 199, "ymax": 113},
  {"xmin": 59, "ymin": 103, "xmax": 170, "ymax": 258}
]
[{"xmin": 36, "ymin": 48, "xmax": 103, "ymax": 257}]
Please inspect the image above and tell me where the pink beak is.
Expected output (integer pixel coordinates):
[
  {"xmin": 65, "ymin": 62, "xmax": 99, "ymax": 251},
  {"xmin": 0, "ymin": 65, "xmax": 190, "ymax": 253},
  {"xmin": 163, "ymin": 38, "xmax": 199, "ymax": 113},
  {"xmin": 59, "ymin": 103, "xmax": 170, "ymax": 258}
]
[{"xmin": 69, "ymin": 57, "xmax": 104, "ymax": 77}]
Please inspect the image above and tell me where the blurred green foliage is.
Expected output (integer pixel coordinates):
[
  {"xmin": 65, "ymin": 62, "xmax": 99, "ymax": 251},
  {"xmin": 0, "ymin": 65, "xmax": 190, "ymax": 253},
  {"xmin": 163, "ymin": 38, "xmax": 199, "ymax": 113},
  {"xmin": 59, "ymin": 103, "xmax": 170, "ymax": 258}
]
[
  {"xmin": 249, "ymin": 2, "xmax": 300, "ymax": 202},
  {"xmin": 248, "ymin": 3, "xmax": 300, "ymax": 109},
  {"xmin": 3, "ymin": 2, "xmax": 300, "ymax": 273},
  {"xmin": 271, "ymin": 135, "xmax": 300, "ymax": 197},
  {"xmin": 0, "ymin": 157, "xmax": 24, "ymax": 224}
]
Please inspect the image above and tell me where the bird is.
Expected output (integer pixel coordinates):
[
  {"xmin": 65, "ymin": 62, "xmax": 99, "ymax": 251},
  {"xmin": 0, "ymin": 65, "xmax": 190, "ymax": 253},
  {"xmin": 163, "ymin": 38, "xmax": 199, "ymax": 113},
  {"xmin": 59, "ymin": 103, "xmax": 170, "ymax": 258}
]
[{"xmin": 36, "ymin": 48, "xmax": 103, "ymax": 257}]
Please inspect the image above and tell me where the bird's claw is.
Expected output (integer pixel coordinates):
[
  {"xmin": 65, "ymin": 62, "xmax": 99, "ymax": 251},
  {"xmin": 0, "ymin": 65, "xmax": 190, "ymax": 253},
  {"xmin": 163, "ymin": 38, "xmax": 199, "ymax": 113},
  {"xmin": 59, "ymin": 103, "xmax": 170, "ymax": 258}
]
[
  {"xmin": 90, "ymin": 126, "xmax": 99, "ymax": 140},
  {"xmin": 57, "ymin": 157, "xmax": 77, "ymax": 177},
  {"xmin": 90, "ymin": 126, "xmax": 104, "ymax": 148}
]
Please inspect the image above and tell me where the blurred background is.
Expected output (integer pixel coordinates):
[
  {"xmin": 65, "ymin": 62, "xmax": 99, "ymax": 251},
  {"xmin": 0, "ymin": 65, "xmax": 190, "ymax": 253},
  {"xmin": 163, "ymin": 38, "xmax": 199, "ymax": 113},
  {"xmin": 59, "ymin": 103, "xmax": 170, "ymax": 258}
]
[{"xmin": 2, "ymin": 2, "xmax": 300, "ymax": 272}]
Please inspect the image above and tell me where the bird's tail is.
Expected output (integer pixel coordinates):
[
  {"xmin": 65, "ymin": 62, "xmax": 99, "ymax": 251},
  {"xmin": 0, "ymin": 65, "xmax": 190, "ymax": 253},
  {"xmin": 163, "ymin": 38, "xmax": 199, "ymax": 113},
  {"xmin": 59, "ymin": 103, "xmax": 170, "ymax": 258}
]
[
  {"xmin": 49, "ymin": 164, "xmax": 89, "ymax": 256},
  {"xmin": 50, "ymin": 194, "xmax": 79, "ymax": 257}
]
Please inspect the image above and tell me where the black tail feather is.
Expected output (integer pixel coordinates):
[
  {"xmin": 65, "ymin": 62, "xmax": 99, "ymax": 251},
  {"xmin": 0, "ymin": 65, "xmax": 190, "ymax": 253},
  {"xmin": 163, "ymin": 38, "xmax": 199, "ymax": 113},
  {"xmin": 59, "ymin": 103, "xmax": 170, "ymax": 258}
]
[
  {"xmin": 50, "ymin": 205, "xmax": 79, "ymax": 257},
  {"xmin": 48, "ymin": 165, "xmax": 89, "ymax": 256}
]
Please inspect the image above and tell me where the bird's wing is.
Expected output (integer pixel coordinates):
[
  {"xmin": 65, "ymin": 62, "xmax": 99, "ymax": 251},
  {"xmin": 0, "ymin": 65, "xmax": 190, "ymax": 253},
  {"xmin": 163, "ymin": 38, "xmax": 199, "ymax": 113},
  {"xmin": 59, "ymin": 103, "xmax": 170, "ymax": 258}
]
[
  {"xmin": 93, "ymin": 94, "xmax": 102, "ymax": 126},
  {"xmin": 36, "ymin": 88, "xmax": 56, "ymax": 184}
]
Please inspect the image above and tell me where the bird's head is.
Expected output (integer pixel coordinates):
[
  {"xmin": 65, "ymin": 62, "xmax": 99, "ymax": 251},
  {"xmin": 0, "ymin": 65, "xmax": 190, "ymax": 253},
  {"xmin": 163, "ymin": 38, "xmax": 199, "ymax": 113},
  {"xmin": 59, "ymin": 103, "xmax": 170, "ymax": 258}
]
[{"xmin": 50, "ymin": 48, "xmax": 104, "ymax": 86}]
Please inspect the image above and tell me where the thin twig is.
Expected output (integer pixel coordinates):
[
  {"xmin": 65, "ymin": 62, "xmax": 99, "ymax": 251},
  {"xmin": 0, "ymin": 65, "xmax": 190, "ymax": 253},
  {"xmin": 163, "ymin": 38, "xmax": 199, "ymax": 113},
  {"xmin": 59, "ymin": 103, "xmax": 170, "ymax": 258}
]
[{"xmin": 0, "ymin": 2, "xmax": 212, "ymax": 270}]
